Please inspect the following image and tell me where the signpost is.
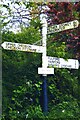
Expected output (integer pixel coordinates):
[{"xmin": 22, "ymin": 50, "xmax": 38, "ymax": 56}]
[
  {"xmin": 1, "ymin": 42, "xmax": 44, "ymax": 53},
  {"xmin": 48, "ymin": 20, "xmax": 79, "ymax": 34},
  {"xmin": 47, "ymin": 56, "xmax": 79, "ymax": 69},
  {"xmin": 1, "ymin": 12, "xmax": 79, "ymax": 116}
]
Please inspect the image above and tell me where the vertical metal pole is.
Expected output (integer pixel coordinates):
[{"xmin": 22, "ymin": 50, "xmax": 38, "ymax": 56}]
[
  {"xmin": 43, "ymin": 76, "xmax": 48, "ymax": 115},
  {"xmin": 41, "ymin": 14, "xmax": 48, "ymax": 115}
]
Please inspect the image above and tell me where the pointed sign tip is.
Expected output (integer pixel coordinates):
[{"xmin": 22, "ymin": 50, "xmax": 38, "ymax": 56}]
[
  {"xmin": 1, "ymin": 43, "xmax": 3, "ymax": 48},
  {"xmin": 1, "ymin": 43, "xmax": 3, "ymax": 47},
  {"xmin": 75, "ymin": 20, "xmax": 79, "ymax": 27},
  {"xmin": 1, "ymin": 42, "xmax": 5, "ymax": 49}
]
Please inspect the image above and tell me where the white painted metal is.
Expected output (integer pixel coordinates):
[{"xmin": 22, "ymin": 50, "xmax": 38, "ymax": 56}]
[
  {"xmin": 41, "ymin": 14, "xmax": 47, "ymax": 68},
  {"xmin": 1, "ymin": 42, "xmax": 44, "ymax": 53},
  {"xmin": 38, "ymin": 14, "xmax": 55, "ymax": 75},
  {"xmin": 48, "ymin": 20, "xmax": 79, "ymax": 34},
  {"xmin": 40, "ymin": 14, "xmax": 48, "ymax": 75},
  {"xmin": 47, "ymin": 56, "xmax": 79, "ymax": 69},
  {"xmin": 38, "ymin": 67, "xmax": 54, "ymax": 75}
]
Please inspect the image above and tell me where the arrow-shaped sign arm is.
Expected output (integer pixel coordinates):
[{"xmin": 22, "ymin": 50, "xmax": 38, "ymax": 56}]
[
  {"xmin": 1, "ymin": 42, "xmax": 44, "ymax": 53},
  {"xmin": 48, "ymin": 20, "xmax": 79, "ymax": 34}
]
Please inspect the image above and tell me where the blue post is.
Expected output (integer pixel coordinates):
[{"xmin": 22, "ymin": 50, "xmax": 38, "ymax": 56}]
[{"xmin": 43, "ymin": 75, "xmax": 48, "ymax": 115}]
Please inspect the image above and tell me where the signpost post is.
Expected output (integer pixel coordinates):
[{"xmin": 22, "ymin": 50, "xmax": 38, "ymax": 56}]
[{"xmin": 39, "ymin": 14, "xmax": 48, "ymax": 115}]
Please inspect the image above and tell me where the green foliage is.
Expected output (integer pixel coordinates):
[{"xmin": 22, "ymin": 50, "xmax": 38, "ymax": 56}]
[
  {"xmin": 26, "ymin": 105, "xmax": 44, "ymax": 119},
  {"xmin": 2, "ymin": 26, "xmax": 42, "ymax": 119},
  {"xmin": 48, "ymin": 100, "xmax": 80, "ymax": 119},
  {"xmin": 47, "ymin": 41, "xmax": 69, "ymax": 58},
  {"xmin": 5, "ymin": 84, "xmax": 44, "ymax": 119}
]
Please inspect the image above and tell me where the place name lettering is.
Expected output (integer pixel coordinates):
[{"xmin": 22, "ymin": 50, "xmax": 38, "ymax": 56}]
[
  {"xmin": 48, "ymin": 20, "xmax": 78, "ymax": 34},
  {"xmin": 5, "ymin": 42, "xmax": 37, "ymax": 52},
  {"xmin": 61, "ymin": 65, "xmax": 72, "ymax": 68}
]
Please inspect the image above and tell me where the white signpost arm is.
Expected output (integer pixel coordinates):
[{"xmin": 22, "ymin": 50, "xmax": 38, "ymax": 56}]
[
  {"xmin": 1, "ymin": 42, "xmax": 44, "ymax": 53},
  {"xmin": 48, "ymin": 20, "xmax": 79, "ymax": 34}
]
